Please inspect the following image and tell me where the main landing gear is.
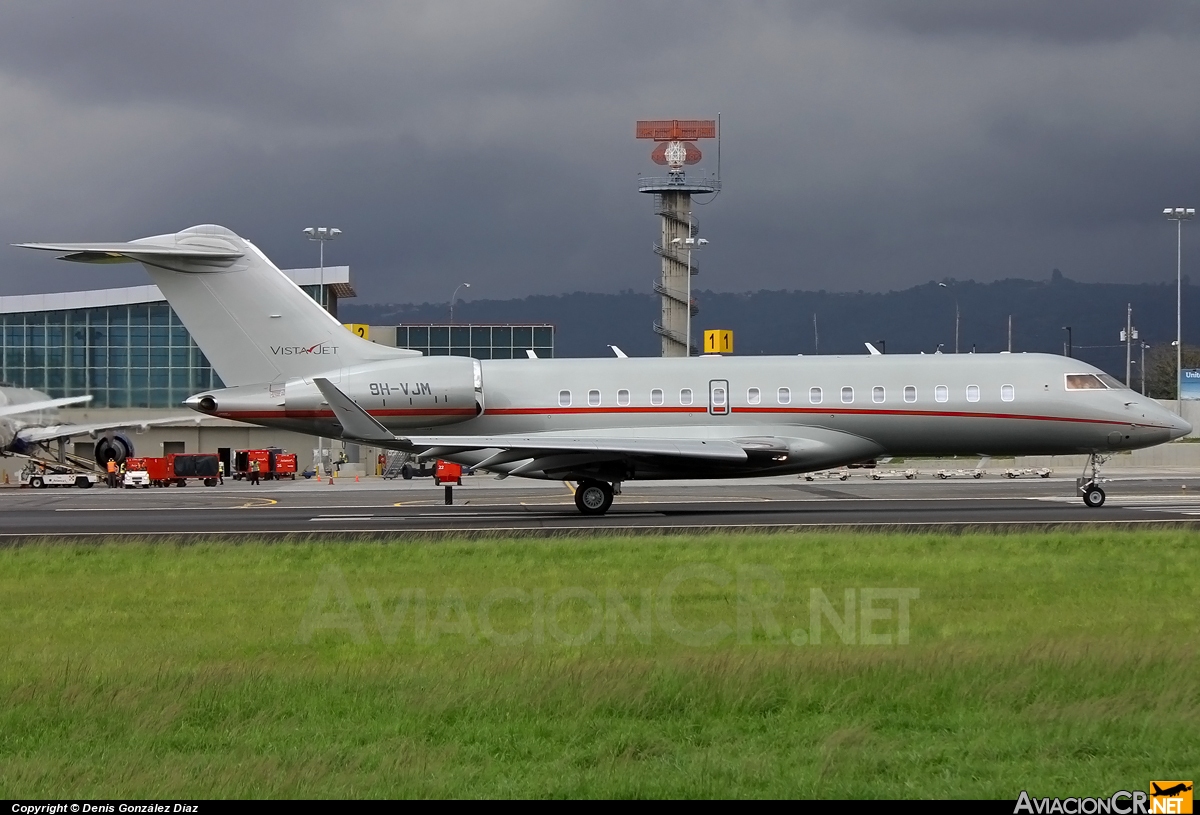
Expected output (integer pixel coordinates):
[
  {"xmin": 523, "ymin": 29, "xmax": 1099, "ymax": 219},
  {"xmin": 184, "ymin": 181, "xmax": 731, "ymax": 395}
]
[
  {"xmin": 1077, "ymin": 452, "xmax": 1107, "ymax": 508},
  {"xmin": 574, "ymin": 480, "xmax": 616, "ymax": 515}
]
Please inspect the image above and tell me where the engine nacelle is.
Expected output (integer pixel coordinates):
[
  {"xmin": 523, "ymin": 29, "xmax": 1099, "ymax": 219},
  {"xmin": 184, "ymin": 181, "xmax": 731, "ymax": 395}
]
[
  {"xmin": 95, "ymin": 434, "xmax": 134, "ymax": 466},
  {"xmin": 184, "ymin": 357, "xmax": 483, "ymax": 435}
]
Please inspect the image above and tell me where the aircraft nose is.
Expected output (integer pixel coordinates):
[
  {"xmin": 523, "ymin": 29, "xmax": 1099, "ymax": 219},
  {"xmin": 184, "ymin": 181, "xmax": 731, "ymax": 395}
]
[{"xmin": 1169, "ymin": 412, "xmax": 1192, "ymax": 440}]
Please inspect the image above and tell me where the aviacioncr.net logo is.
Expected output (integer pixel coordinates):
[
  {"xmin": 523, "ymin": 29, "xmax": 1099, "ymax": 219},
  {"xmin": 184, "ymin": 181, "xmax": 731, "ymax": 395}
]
[{"xmin": 270, "ymin": 342, "xmax": 338, "ymax": 356}]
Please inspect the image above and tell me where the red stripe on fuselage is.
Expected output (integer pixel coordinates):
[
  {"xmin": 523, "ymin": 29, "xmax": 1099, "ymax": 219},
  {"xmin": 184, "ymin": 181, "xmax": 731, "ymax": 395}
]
[{"xmin": 213, "ymin": 404, "xmax": 1159, "ymax": 428}]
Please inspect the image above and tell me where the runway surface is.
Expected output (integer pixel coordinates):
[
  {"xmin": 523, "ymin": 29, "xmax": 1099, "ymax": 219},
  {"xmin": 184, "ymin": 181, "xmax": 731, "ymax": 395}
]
[{"xmin": 4, "ymin": 470, "xmax": 1200, "ymax": 538}]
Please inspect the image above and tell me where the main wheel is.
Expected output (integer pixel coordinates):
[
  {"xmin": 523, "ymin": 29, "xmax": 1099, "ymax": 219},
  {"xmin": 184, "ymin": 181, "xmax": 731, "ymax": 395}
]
[
  {"xmin": 574, "ymin": 480, "xmax": 614, "ymax": 515},
  {"xmin": 1083, "ymin": 485, "xmax": 1106, "ymax": 508},
  {"xmin": 402, "ymin": 465, "xmax": 413, "ymax": 480}
]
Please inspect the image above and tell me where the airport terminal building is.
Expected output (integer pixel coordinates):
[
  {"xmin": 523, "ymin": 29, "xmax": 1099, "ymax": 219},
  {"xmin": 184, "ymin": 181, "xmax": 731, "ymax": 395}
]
[{"xmin": 0, "ymin": 267, "xmax": 553, "ymax": 474}]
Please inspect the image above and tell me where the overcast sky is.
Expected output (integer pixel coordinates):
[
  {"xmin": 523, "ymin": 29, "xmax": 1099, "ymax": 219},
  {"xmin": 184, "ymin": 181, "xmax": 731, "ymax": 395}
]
[{"xmin": 3, "ymin": 1, "xmax": 1199, "ymax": 305}]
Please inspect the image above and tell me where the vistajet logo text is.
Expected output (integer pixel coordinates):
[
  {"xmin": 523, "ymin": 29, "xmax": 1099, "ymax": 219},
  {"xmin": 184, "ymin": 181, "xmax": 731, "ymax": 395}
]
[
  {"xmin": 271, "ymin": 342, "xmax": 338, "ymax": 356},
  {"xmin": 1015, "ymin": 790, "xmax": 1148, "ymax": 814}
]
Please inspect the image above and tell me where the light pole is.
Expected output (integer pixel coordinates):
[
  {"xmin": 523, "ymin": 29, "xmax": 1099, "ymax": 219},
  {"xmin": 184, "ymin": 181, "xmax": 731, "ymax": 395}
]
[
  {"xmin": 1164, "ymin": 207, "xmax": 1194, "ymax": 407},
  {"xmin": 1062, "ymin": 326, "xmax": 1072, "ymax": 358},
  {"xmin": 449, "ymin": 282, "xmax": 471, "ymax": 324},
  {"xmin": 302, "ymin": 226, "xmax": 341, "ymax": 477},
  {"xmin": 670, "ymin": 235, "xmax": 707, "ymax": 355},
  {"xmin": 303, "ymin": 227, "xmax": 341, "ymax": 313},
  {"xmin": 938, "ymin": 282, "xmax": 959, "ymax": 353}
]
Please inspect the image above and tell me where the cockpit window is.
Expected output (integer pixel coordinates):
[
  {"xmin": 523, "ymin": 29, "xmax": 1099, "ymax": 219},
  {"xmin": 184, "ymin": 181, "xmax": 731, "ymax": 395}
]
[
  {"xmin": 1065, "ymin": 374, "xmax": 1107, "ymax": 390},
  {"xmin": 1097, "ymin": 373, "xmax": 1126, "ymax": 390}
]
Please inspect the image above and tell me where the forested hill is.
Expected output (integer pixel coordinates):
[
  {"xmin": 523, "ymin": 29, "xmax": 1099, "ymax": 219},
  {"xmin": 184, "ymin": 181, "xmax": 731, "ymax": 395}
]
[{"xmin": 341, "ymin": 271, "xmax": 1197, "ymax": 379}]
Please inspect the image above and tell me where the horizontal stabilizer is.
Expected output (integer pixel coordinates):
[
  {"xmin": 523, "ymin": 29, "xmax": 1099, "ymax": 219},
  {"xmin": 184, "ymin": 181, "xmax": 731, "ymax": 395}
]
[{"xmin": 15, "ymin": 242, "xmax": 244, "ymax": 262}]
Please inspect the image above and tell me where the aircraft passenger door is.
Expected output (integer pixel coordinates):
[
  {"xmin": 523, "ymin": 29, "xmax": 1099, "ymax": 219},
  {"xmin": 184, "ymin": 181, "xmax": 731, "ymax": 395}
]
[{"xmin": 709, "ymin": 380, "xmax": 729, "ymax": 416}]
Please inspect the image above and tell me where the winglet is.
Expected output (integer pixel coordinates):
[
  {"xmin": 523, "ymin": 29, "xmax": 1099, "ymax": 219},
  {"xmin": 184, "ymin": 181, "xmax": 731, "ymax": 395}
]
[
  {"xmin": 865, "ymin": 343, "xmax": 881, "ymax": 356},
  {"xmin": 312, "ymin": 378, "xmax": 395, "ymax": 442},
  {"xmin": 609, "ymin": 345, "xmax": 628, "ymax": 358},
  {"xmin": 525, "ymin": 349, "xmax": 538, "ymax": 359}
]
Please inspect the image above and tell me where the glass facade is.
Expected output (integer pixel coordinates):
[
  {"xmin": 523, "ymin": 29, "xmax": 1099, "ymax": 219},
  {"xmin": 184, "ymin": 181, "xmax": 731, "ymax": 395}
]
[
  {"xmin": 0, "ymin": 287, "xmax": 555, "ymax": 410},
  {"xmin": 395, "ymin": 324, "xmax": 554, "ymax": 359},
  {"xmin": 0, "ymin": 303, "xmax": 220, "ymax": 408}
]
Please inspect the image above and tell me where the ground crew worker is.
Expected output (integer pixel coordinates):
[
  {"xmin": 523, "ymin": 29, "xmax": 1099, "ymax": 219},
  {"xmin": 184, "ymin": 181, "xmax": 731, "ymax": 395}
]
[
  {"xmin": 106, "ymin": 458, "xmax": 117, "ymax": 488},
  {"xmin": 118, "ymin": 461, "xmax": 126, "ymax": 487},
  {"xmin": 249, "ymin": 458, "xmax": 260, "ymax": 485},
  {"xmin": 218, "ymin": 461, "xmax": 225, "ymax": 485}
]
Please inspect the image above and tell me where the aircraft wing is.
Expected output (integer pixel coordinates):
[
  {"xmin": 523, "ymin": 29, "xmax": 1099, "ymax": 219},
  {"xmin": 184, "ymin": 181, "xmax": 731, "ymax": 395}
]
[
  {"xmin": 0, "ymin": 394, "xmax": 92, "ymax": 418},
  {"xmin": 313, "ymin": 377, "xmax": 749, "ymax": 464},
  {"xmin": 16, "ymin": 414, "xmax": 207, "ymax": 446}
]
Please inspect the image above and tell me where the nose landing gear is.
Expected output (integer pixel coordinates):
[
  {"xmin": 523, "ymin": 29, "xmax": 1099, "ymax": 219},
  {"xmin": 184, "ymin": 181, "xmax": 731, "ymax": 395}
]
[
  {"xmin": 574, "ymin": 480, "xmax": 615, "ymax": 515},
  {"xmin": 1077, "ymin": 453, "xmax": 1108, "ymax": 508}
]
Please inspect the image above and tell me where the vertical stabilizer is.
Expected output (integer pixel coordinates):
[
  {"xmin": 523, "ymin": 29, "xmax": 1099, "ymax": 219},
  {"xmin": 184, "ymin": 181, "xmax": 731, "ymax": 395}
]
[{"xmin": 18, "ymin": 224, "xmax": 419, "ymax": 386}]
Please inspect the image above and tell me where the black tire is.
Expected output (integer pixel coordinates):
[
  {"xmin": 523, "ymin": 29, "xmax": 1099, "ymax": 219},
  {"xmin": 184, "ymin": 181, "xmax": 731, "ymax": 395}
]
[
  {"xmin": 30, "ymin": 476, "xmax": 44, "ymax": 489},
  {"xmin": 204, "ymin": 478, "xmax": 217, "ymax": 487},
  {"xmin": 433, "ymin": 477, "xmax": 440, "ymax": 486},
  {"xmin": 1083, "ymin": 486, "xmax": 1106, "ymax": 508},
  {"xmin": 402, "ymin": 465, "xmax": 413, "ymax": 480},
  {"xmin": 574, "ymin": 480, "xmax": 614, "ymax": 515},
  {"xmin": 76, "ymin": 477, "xmax": 91, "ymax": 488}
]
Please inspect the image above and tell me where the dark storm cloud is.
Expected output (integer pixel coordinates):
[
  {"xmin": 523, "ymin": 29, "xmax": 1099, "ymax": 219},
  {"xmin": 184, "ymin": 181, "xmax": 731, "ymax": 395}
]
[{"xmin": 2, "ymin": 1, "xmax": 1199, "ymax": 305}]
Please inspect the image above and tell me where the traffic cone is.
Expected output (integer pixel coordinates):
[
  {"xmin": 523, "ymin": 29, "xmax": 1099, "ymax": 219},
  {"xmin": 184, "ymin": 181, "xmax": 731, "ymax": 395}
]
[{"xmin": 355, "ymin": 474, "xmax": 359, "ymax": 482}]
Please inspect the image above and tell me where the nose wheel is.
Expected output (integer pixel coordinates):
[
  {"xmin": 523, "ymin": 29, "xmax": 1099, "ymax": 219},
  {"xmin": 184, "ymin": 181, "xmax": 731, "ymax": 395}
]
[
  {"xmin": 1082, "ymin": 485, "xmax": 1106, "ymax": 507},
  {"xmin": 574, "ymin": 480, "xmax": 614, "ymax": 515}
]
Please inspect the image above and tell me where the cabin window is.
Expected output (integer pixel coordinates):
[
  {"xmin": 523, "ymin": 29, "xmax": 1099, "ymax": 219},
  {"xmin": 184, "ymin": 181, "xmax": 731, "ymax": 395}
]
[
  {"xmin": 841, "ymin": 386, "xmax": 854, "ymax": 404},
  {"xmin": 809, "ymin": 387, "xmax": 822, "ymax": 404},
  {"xmin": 778, "ymin": 387, "xmax": 791, "ymax": 405},
  {"xmin": 588, "ymin": 389, "xmax": 601, "ymax": 407},
  {"xmin": 712, "ymin": 387, "xmax": 726, "ymax": 407},
  {"xmin": 904, "ymin": 385, "xmax": 916, "ymax": 403},
  {"xmin": 1001, "ymin": 384, "xmax": 1015, "ymax": 402},
  {"xmin": 966, "ymin": 385, "xmax": 980, "ymax": 402},
  {"xmin": 558, "ymin": 390, "xmax": 571, "ymax": 407},
  {"xmin": 680, "ymin": 388, "xmax": 693, "ymax": 406},
  {"xmin": 651, "ymin": 388, "xmax": 664, "ymax": 406},
  {"xmin": 617, "ymin": 389, "xmax": 630, "ymax": 406},
  {"xmin": 747, "ymin": 387, "xmax": 761, "ymax": 405},
  {"xmin": 1065, "ymin": 374, "xmax": 1107, "ymax": 390},
  {"xmin": 935, "ymin": 385, "xmax": 948, "ymax": 403},
  {"xmin": 872, "ymin": 386, "xmax": 885, "ymax": 404}
]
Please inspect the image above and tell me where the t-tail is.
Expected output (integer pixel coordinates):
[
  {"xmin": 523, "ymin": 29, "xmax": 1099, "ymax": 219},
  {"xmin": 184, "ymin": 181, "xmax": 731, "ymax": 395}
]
[{"xmin": 16, "ymin": 224, "xmax": 418, "ymax": 387}]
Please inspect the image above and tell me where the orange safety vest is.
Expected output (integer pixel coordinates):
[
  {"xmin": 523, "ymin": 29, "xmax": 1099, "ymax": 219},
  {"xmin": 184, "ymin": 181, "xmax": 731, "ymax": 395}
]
[{"xmin": 106, "ymin": 460, "xmax": 116, "ymax": 474}]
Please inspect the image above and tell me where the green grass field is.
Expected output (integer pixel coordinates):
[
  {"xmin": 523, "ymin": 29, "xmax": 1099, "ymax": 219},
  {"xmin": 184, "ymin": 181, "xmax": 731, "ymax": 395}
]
[{"xmin": 1, "ymin": 530, "xmax": 1196, "ymax": 798}]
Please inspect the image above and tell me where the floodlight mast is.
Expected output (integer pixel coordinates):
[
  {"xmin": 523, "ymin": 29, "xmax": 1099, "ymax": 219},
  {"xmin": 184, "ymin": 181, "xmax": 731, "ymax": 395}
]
[
  {"xmin": 302, "ymin": 226, "xmax": 341, "ymax": 478},
  {"xmin": 1164, "ymin": 207, "xmax": 1194, "ymax": 409},
  {"xmin": 303, "ymin": 226, "xmax": 342, "ymax": 313}
]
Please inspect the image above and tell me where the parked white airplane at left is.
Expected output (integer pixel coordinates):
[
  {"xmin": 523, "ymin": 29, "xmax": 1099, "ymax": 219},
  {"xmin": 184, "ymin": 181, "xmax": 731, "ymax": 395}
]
[{"xmin": 0, "ymin": 385, "xmax": 200, "ymax": 465}]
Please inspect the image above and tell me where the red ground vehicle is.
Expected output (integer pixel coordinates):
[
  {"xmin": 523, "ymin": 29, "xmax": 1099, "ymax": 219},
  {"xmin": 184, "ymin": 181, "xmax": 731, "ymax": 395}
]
[
  {"xmin": 273, "ymin": 453, "xmax": 298, "ymax": 479},
  {"xmin": 165, "ymin": 453, "xmax": 220, "ymax": 487},
  {"xmin": 433, "ymin": 459, "xmax": 462, "ymax": 486},
  {"xmin": 234, "ymin": 449, "xmax": 297, "ymax": 480},
  {"xmin": 129, "ymin": 456, "xmax": 172, "ymax": 486}
]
